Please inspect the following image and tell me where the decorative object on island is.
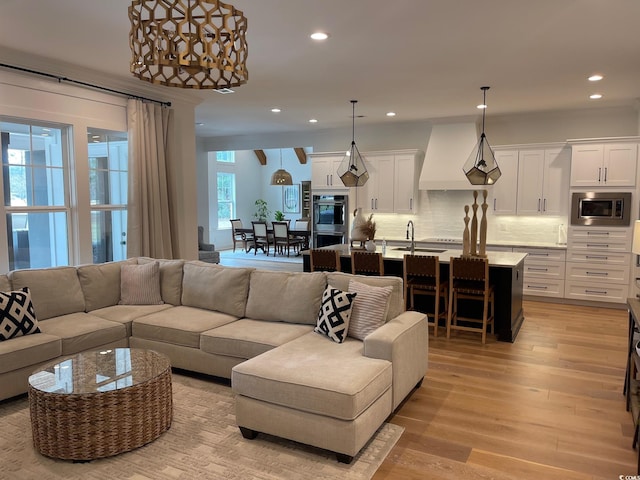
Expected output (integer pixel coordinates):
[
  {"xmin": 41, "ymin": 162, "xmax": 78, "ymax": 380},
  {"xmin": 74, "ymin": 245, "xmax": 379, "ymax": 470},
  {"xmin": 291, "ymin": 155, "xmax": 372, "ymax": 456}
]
[
  {"xmin": 253, "ymin": 199, "xmax": 270, "ymax": 222},
  {"xmin": 129, "ymin": 0, "xmax": 248, "ymax": 90},
  {"xmin": 350, "ymin": 208, "xmax": 367, "ymax": 248},
  {"xmin": 270, "ymin": 149, "xmax": 293, "ymax": 186},
  {"xmin": 337, "ymin": 100, "xmax": 370, "ymax": 187},
  {"xmin": 462, "ymin": 190, "xmax": 488, "ymax": 257},
  {"xmin": 361, "ymin": 213, "xmax": 377, "ymax": 240},
  {"xmin": 463, "ymin": 86, "xmax": 501, "ymax": 185}
]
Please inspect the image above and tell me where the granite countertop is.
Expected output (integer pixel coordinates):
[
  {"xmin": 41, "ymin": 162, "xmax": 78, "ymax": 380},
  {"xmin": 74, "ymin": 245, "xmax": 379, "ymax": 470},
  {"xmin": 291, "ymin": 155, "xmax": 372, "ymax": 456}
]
[{"xmin": 307, "ymin": 243, "xmax": 527, "ymax": 268}]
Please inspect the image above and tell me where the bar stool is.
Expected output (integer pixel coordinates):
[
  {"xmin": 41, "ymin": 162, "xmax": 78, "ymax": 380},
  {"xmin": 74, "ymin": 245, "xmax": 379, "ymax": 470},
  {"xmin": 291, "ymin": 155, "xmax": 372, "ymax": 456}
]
[
  {"xmin": 310, "ymin": 249, "xmax": 341, "ymax": 272},
  {"xmin": 351, "ymin": 251, "xmax": 384, "ymax": 276},
  {"xmin": 403, "ymin": 255, "xmax": 448, "ymax": 337},
  {"xmin": 447, "ymin": 256, "xmax": 495, "ymax": 344}
]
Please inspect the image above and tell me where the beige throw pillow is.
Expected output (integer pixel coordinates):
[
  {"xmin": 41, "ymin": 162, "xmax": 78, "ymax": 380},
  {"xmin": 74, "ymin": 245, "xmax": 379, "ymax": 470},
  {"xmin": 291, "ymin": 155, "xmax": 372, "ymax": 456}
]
[
  {"xmin": 347, "ymin": 280, "xmax": 392, "ymax": 340},
  {"xmin": 119, "ymin": 261, "xmax": 164, "ymax": 305}
]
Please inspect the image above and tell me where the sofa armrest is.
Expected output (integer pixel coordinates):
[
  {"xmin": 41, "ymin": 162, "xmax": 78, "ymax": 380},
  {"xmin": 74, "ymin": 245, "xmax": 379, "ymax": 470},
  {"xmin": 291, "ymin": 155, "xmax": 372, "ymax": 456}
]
[{"xmin": 363, "ymin": 311, "xmax": 428, "ymax": 411}]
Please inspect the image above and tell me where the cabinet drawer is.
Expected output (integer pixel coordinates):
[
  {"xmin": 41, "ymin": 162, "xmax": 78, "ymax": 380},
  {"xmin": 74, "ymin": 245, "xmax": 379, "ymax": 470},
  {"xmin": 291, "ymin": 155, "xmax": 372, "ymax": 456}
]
[
  {"xmin": 523, "ymin": 278, "xmax": 565, "ymax": 298},
  {"xmin": 568, "ymin": 238, "xmax": 630, "ymax": 253},
  {"xmin": 566, "ymin": 251, "xmax": 630, "ymax": 264},
  {"xmin": 568, "ymin": 227, "xmax": 631, "ymax": 241},
  {"xmin": 565, "ymin": 262, "xmax": 630, "ymax": 284},
  {"xmin": 564, "ymin": 280, "xmax": 628, "ymax": 303},
  {"xmin": 515, "ymin": 248, "xmax": 566, "ymax": 263},
  {"xmin": 523, "ymin": 262, "xmax": 565, "ymax": 279}
]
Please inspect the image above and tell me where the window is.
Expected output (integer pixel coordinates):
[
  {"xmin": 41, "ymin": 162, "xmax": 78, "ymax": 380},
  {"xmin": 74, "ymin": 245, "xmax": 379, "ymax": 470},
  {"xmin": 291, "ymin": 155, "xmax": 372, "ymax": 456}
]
[
  {"xmin": 216, "ymin": 151, "xmax": 235, "ymax": 163},
  {"xmin": 217, "ymin": 172, "xmax": 235, "ymax": 229},
  {"xmin": 1, "ymin": 120, "xmax": 70, "ymax": 270},
  {"xmin": 88, "ymin": 129, "xmax": 128, "ymax": 263}
]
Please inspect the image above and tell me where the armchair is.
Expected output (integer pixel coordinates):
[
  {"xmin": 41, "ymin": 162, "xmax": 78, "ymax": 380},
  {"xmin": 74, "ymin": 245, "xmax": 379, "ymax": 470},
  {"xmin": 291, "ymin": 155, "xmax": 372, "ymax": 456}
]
[{"xmin": 198, "ymin": 226, "xmax": 220, "ymax": 263}]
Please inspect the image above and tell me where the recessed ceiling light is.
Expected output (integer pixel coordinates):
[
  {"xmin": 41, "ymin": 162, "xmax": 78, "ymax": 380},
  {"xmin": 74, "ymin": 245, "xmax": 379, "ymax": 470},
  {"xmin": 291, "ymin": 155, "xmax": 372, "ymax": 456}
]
[
  {"xmin": 309, "ymin": 119, "xmax": 318, "ymax": 123},
  {"xmin": 310, "ymin": 32, "xmax": 329, "ymax": 41},
  {"xmin": 590, "ymin": 93, "xmax": 603, "ymax": 100},
  {"xmin": 588, "ymin": 74, "xmax": 604, "ymax": 82},
  {"xmin": 271, "ymin": 108, "xmax": 281, "ymax": 113},
  {"xmin": 386, "ymin": 112, "xmax": 396, "ymax": 117}
]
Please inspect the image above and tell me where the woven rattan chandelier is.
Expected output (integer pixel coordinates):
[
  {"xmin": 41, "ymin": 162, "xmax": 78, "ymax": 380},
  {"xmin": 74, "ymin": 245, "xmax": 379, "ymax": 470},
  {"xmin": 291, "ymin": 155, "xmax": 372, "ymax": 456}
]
[{"xmin": 128, "ymin": 0, "xmax": 248, "ymax": 89}]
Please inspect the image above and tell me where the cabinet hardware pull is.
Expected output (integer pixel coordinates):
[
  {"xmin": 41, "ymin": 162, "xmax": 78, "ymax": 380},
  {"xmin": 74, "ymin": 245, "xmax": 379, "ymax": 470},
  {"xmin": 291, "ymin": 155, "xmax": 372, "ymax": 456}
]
[
  {"xmin": 493, "ymin": 198, "xmax": 496, "ymax": 210},
  {"xmin": 585, "ymin": 289, "xmax": 607, "ymax": 295},
  {"xmin": 371, "ymin": 198, "xmax": 374, "ymax": 209},
  {"xmin": 604, "ymin": 167, "xmax": 607, "ymax": 182},
  {"xmin": 586, "ymin": 243, "xmax": 609, "ymax": 248},
  {"xmin": 527, "ymin": 285, "xmax": 548, "ymax": 290},
  {"xmin": 538, "ymin": 198, "xmax": 541, "ymax": 211},
  {"xmin": 587, "ymin": 231, "xmax": 609, "ymax": 236},
  {"xmin": 326, "ymin": 174, "xmax": 329, "ymax": 185},
  {"xmin": 529, "ymin": 253, "xmax": 550, "ymax": 256},
  {"xmin": 598, "ymin": 167, "xmax": 601, "ymax": 182},
  {"xmin": 375, "ymin": 198, "xmax": 378, "ymax": 210},
  {"xmin": 586, "ymin": 271, "xmax": 608, "ymax": 276},
  {"xmin": 410, "ymin": 198, "xmax": 413, "ymax": 210},
  {"xmin": 527, "ymin": 267, "xmax": 548, "ymax": 272},
  {"xmin": 330, "ymin": 174, "xmax": 333, "ymax": 185},
  {"xmin": 543, "ymin": 198, "xmax": 547, "ymax": 211},
  {"xmin": 585, "ymin": 255, "xmax": 608, "ymax": 259}
]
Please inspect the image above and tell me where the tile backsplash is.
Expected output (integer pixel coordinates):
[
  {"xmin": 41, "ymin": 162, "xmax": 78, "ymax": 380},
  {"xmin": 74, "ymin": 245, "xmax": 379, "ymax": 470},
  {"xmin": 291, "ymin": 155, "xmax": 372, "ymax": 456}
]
[{"xmin": 366, "ymin": 190, "xmax": 567, "ymax": 245}]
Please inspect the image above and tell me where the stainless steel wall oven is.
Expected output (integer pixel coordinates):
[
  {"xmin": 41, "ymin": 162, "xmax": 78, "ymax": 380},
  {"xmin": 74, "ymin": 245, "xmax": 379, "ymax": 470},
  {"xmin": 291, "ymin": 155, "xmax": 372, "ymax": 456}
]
[{"xmin": 312, "ymin": 194, "xmax": 348, "ymax": 247}]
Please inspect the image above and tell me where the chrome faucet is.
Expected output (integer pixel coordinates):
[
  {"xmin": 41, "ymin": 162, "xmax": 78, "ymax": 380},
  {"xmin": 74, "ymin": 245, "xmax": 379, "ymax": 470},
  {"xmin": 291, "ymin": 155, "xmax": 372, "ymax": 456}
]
[{"xmin": 406, "ymin": 220, "xmax": 415, "ymax": 253}]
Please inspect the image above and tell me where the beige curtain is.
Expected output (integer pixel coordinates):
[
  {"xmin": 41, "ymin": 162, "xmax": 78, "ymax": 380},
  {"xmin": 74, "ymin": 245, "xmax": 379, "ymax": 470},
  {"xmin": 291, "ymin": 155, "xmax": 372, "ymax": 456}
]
[{"xmin": 126, "ymin": 99, "xmax": 175, "ymax": 259}]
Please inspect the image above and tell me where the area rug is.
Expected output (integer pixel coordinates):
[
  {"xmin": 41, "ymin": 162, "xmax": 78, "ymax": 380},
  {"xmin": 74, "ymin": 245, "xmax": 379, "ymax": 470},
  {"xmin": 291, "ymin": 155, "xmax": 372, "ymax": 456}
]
[{"xmin": 0, "ymin": 373, "xmax": 403, "ymax": 480}]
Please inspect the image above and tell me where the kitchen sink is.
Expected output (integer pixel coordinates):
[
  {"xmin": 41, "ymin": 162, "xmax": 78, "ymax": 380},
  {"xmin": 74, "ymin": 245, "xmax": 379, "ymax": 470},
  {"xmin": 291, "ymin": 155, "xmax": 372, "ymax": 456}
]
[{"xmin": 392, "ymin": 247, "xmax": 447, "ymax": 253}]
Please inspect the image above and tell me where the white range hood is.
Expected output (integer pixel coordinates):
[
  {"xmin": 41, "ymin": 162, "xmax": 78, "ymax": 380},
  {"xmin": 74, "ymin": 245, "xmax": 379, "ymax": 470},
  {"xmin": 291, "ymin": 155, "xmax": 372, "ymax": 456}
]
[{"xmin": 419, "ymin": 122, "xmax": 480, "ymax": 190}]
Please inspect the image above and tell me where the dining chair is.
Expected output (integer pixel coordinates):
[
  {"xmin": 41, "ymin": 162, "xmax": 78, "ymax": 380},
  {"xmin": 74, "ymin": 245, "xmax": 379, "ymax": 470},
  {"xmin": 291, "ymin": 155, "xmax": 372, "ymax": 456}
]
[
  {"xmin": 446, "ymin": 256, "xmax": 495, "ymax": 344},
  {"xmin": 230, "ymin": 219, "xmax": 251, "ymax": 252},
  {"xmin": 251, "ymin": 221, "xmax": 271, "ymax": 255},
  {"xmin": 310, "ymin": 249, "xmax": 341, "ymax": 272},
  {"xmin": 351, "ymin": 251, "xmax": 384, "ymax": 276},
  {"xmin": 403, "ymin": 255, "xmax": 447, "ymax": 336},
  {"xmin": 272, "ymin": 221, "xmax": 302, "ymax": 257},
  {"xmin": 292, "ymin": 218, "xmax": 311, "ymax": 250}
]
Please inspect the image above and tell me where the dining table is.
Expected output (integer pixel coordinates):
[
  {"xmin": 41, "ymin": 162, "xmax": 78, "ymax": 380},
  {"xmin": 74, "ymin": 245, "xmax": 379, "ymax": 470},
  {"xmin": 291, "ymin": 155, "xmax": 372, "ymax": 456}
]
[{"xmin": 235, "ymin": 227, "xmax": 311, "ymax": 254}]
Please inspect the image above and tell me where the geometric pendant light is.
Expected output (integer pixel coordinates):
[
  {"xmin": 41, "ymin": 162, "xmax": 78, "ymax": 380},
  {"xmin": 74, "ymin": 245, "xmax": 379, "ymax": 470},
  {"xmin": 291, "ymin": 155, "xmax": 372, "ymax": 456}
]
[
  {"xmin": 337, "ymin": 100, "xmax": 370, "ymax": 187},
  {"xmin": 463, "ymin": 86, "xmax": 501, "ymax": 185},
  {"xmin": 270, "ymin": 149, "xmax": 293, "ymax": 186},
  {"xmin": 129, "ymin": 0, "xmax": 248, "ymax": 90}
]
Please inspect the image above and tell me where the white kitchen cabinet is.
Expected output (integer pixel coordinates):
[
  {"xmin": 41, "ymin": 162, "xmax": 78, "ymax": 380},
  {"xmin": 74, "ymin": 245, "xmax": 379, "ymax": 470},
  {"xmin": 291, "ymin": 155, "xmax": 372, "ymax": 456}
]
[
  {"xmin": 394, "ymin": 153, "xmax": 422, "ymax": 214},
  {"xmin": 310, "ymin": 153, "xmax": 345, "ymax": 190},
  {"xmin": 490, "ymin": 150, "xmax": 518, "ymax": 215},
  {"xmin": 513, "ymin": 247, "xmax": 566, "ymax": 298},
  {"xmin": 570, "ymin": 142, "xmax": 638, "ymax": 187},
  {"xmin": 516, "ymin": 147, "xmax": 570, "ymax": 216}
]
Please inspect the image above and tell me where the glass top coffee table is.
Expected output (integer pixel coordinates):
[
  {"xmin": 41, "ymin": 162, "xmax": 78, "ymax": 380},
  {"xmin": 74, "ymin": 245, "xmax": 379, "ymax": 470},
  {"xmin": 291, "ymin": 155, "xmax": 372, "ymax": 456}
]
[{"xmin": 28, "ymin": 348, "xmax": 172, "ymax": 461}]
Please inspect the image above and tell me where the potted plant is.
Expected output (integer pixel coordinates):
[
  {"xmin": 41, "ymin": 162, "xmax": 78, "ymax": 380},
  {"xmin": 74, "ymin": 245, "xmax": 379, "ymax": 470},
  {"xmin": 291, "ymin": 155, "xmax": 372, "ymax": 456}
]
[
  {"xmin": 253, "ymin": 199, "xmax": 270, "ymax": 222},
  {"xmin": 274, "ymin": 210, "xmax": 285, "ymax": 222}
]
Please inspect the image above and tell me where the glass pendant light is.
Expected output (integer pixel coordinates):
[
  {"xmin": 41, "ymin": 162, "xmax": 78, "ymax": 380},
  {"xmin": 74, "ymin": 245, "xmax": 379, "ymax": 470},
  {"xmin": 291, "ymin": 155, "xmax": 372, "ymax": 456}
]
[
  {"xmin": 463, "ymin": 86, "xmax": 501, "ymax": 185},
  {"xmin": 337, "ymin": 100, "xmax": 369, "ymax": 187},
  {"xmin": 270, "ymin": 149, "xmax": 293, "ymax": 185}
]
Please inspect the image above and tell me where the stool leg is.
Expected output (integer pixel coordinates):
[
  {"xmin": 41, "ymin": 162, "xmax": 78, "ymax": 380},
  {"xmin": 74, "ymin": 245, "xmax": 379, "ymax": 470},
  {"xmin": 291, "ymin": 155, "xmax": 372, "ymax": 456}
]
[
  {"xmin": 446, "ymin": 289, "xmax": 454, "ymax": 339},
  {"xmin": 433, "ymin": 289, "xmax": 439, "ymax": 337}
]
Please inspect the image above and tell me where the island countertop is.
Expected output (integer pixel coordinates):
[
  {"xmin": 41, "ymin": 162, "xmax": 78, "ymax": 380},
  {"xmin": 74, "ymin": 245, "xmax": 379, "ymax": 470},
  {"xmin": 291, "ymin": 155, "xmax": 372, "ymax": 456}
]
[{"xmin": 302, "ymin": 243, "xmax": 528, "ymax": 268}]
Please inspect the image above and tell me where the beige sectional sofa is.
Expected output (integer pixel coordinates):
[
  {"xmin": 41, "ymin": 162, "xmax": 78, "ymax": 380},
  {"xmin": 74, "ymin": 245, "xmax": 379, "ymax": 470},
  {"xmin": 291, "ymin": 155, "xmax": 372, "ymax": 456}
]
[{"xmin": 0, "ymin": 258, "xmax": 428, "ymax": 463}]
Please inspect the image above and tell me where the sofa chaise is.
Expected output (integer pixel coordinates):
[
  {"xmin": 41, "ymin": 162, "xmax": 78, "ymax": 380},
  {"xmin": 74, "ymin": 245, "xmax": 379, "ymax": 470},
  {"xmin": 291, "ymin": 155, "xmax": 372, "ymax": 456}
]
[{"xmin": 0, "ymin": 258, "xmax": 428, "ymax": 463}]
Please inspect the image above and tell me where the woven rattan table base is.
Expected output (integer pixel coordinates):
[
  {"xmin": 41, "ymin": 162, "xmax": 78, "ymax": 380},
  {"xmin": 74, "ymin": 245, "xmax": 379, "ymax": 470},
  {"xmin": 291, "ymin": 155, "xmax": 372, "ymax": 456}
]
[{"xmin": 29, "ymin": 352, "xmax": 172, "ymax": 461}]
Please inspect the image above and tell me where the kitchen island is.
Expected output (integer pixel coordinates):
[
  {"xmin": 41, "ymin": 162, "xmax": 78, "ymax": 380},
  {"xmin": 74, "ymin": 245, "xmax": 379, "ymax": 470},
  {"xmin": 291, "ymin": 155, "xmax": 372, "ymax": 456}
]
[{"xmin": 303, "ymin": 244, "xmax": 526, "ymax": 342}]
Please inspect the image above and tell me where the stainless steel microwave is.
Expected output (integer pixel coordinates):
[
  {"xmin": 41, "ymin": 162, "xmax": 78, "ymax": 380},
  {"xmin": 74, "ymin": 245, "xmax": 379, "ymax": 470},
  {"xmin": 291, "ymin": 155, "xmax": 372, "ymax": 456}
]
[{"xmin": 570, "ymin": 191, "xmax": 632, "ymax": 226}]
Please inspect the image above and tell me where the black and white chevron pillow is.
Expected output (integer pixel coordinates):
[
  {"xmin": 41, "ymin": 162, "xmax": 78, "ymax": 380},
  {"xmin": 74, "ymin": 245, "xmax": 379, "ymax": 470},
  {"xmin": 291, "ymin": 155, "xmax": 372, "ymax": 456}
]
[
  {"xmin": 314, "ymin": 286, "xmax": 356, "ymax": 343},
  {"xmin": 0, "ymin": 287, "xmax": 40, "ymax": 341}
]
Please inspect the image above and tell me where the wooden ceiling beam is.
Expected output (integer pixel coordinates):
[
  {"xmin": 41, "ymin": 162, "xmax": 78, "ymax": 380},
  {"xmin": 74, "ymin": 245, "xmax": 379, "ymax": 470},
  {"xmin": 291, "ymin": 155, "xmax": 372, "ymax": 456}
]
[
  {"xmin": 254, "ymin": 149, "xmax": 267, "ymax": 165},
  {"xmin": 294, "ymin": 147, "xmax": 307, "ymax": 164}
]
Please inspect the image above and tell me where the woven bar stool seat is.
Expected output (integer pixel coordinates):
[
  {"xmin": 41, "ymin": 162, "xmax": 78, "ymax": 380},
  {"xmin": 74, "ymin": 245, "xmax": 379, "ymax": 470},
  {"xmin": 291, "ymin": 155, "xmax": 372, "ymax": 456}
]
[
  {"xmin": 310, "ymin": 249, "xmax": 341, "ymax": 272},
  {"xmin": 351, "ymin": 251, "xmax": 384, "ymax": 276},
  {"xmin": 403, "ymin": 254, "xmax": 448, "ymax": 336}
]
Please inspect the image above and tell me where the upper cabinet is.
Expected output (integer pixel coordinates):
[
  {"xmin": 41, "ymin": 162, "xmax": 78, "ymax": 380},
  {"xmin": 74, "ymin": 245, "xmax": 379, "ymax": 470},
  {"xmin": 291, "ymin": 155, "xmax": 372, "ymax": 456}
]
[
  {"xmin": 517, "ymin": 147, "xmax": 570, "ymax": 216},
  {"xmin": 310, "ymin": 153, "xmax": 346, "ymax": 190},
  {"xmin": 490, "ymin": 149, "xmax": 518, "ymax": 215},
  {"xmin": 570, "ymin": 142, "xmax": 638, "ymax": 187},
  {"xmin": 354, "ymin": 149, "xmax": 424, "ymax": 214}
]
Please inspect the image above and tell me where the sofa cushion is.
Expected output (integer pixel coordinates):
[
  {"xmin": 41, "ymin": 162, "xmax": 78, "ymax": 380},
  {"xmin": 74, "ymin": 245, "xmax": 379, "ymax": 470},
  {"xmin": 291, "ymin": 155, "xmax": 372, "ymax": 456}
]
[
  {"xmin": 181, "ymin": 262, "xmax": 252, "ymax": 317},
  {"xmin": 90, "ymin": 304, "xmax": 174, "ymax": 336},
  {"xmin": 9, "ymin": 267, "xmax": 85, "ymax": 320},
  {"xmin": 0, "ymin": 332, "xmax": 61, "ymax": 375},
  {"xmin": 326, "ymin": 272, "xmax": 404, "ymax": 322},
  {"xmin": 245, "ymin": 270, "xmax": 326, "ymax": 325},
  {"xmin": 77, "ymin": 259, "xmax": 137, "ymax": 311},
  {"xmin": 137, "ymin": 257, "xmax": 184, "ymax": 305},
  {"xmin": 0, "ymin": 274, "xmax": 10, "ymax": 292},
  {"xmin": 119, "ymin": 261, "xmax": 164, "ymax": 305},
  {"xmin": 0, "ymin": 287, "xmax": 40, "ymax": 341},
  {"xmin": 132, "ymin": 305, "xmax": 238, "ymax": 348},
  {"xmin": 314, "ymin": 286, "xmax": 356, "ymax": 343},
  {"xmin": 347, "ymin": 280, "xmax": 392, "ymax": 341},
  {"xmin": 232, "ymin": 332, "xmax": 392, "ymax": 421},
  {"xmin": 201, "ymin": 319, "xmax": 313, "ymax": 359},
  {"xmin": 37, "ymin": 312, "xmax": 126, "ymax": 355}
]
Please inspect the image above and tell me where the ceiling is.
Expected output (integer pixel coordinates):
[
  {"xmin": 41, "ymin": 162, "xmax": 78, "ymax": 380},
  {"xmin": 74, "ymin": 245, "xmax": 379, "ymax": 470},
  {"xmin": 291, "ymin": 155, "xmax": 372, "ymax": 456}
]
[{"xmin": 1, "ymin": 0, "xmax": 640, "ymax": 138}]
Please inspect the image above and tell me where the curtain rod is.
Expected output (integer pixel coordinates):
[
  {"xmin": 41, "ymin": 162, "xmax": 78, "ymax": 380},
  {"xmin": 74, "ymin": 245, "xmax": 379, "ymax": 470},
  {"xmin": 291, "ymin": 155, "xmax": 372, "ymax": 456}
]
[{"xmin": 0, "ymin": 63, "xmax": 172, "ymax": 107}]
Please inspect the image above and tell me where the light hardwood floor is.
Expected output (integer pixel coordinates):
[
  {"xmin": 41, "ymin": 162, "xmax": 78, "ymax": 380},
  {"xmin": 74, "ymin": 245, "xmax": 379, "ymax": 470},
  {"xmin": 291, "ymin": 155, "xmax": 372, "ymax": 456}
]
[{"xmin": 374, "ymin": 300, "xmax": 636, "ymax": 479}]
